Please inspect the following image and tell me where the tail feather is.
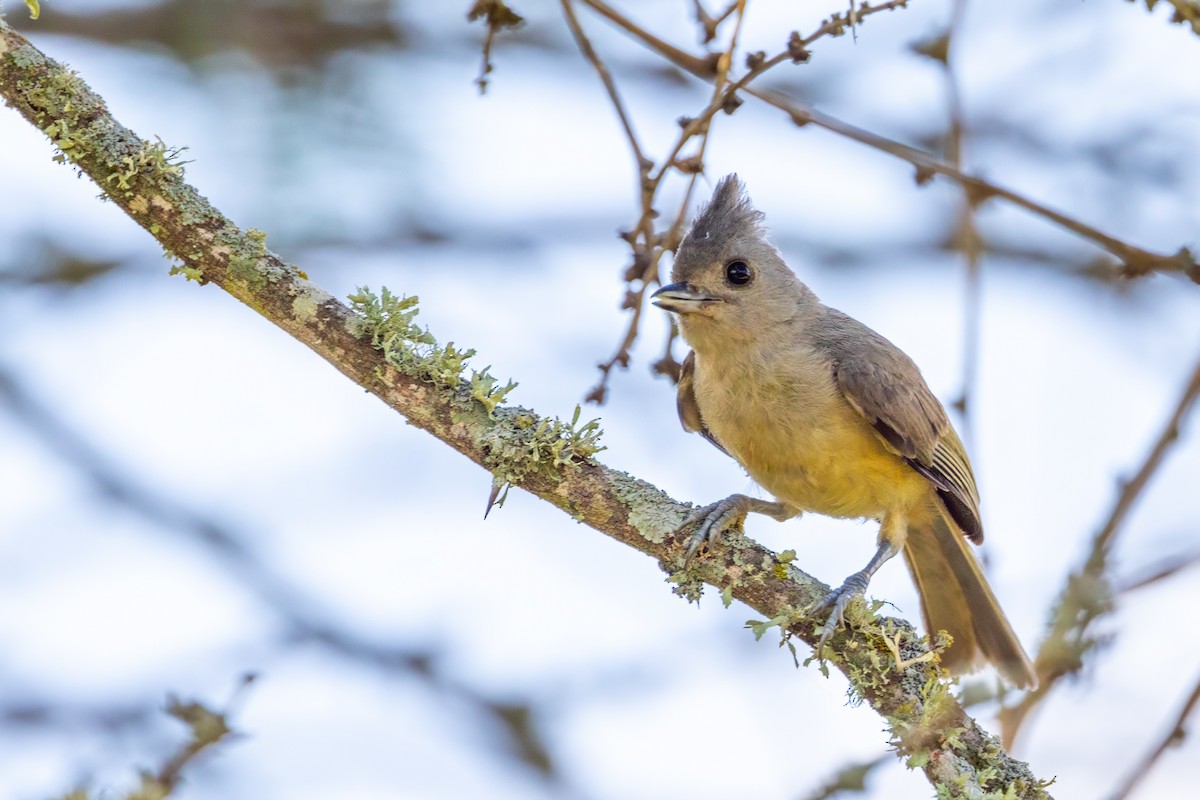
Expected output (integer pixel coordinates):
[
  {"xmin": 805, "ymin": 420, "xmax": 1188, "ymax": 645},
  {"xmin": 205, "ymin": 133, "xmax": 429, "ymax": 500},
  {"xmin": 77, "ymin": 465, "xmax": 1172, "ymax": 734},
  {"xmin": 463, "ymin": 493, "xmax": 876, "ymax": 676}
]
[{"xmin": 903, "ymin": 507, "xmax": 1036, "ymax": 689}]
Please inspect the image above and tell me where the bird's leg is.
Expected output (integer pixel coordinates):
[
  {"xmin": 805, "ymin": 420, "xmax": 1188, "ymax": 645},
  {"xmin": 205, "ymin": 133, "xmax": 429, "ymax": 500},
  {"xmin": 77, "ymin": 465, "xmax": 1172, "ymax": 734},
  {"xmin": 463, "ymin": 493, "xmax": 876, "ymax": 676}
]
[
  {"xmin": 811, "ymin": 532, "xmax": 902, "ymax": 657},
  {"xmin": 678, "ymin": 494, "xmax": 797, "ymax": 564}
]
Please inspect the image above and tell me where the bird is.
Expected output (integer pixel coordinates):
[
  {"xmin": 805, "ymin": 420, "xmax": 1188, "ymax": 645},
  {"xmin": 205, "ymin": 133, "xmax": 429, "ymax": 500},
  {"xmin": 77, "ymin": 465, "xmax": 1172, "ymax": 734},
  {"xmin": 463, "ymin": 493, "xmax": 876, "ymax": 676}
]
[{"xmin": 651, "ymin": 174, "xmax": 1036, "ymax": 688}]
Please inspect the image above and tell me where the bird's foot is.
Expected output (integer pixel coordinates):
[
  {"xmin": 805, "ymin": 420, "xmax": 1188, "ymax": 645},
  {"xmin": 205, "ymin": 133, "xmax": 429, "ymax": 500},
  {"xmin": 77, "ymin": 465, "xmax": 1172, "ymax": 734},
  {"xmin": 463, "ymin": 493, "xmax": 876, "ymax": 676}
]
[
  {"xmin": 811, "ymin": 570, "xmax": 872, "ymax": 658},
  {"xmin": 676, "ymin": 494, "xmax": 793, "ymax": 565}
]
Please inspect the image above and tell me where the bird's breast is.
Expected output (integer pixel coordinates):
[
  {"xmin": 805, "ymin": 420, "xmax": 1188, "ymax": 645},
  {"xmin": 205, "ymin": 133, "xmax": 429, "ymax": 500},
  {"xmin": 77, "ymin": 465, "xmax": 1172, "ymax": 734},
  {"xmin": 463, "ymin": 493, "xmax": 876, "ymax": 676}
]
[{"xmin": 692, "ymin": 346, "xmax": 925, "ymax": 519}]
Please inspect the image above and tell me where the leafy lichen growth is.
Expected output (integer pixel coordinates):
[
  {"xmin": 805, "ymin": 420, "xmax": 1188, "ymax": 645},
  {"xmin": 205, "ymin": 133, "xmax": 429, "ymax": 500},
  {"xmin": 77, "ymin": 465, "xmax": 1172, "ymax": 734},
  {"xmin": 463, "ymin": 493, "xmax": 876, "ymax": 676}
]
[
  {"xmin": 106, "ymin": 136, "xmax": 189, "ymax": 195},
  {"xmin": 470, "ymin": 369, "xmax": 518, "ymax": 419},
  {"xmin": 482, "ymin": 404, "xmax": 606, "ymax": 500},
  {"xmin": 169, "ymin": 263, "xmax": 204, "ymax": 283},
  {"xmin": 347, "ymin": 285, "xmax": 606, "ymax": 493}
]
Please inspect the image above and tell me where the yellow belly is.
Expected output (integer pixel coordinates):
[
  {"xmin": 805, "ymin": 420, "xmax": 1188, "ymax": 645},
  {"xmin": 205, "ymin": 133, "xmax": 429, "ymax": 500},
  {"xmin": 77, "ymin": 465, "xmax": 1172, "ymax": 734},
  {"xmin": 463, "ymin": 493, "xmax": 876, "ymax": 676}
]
[{"xmin": 695, "ymin": 352, "xmax": 929, "ymax": 520}]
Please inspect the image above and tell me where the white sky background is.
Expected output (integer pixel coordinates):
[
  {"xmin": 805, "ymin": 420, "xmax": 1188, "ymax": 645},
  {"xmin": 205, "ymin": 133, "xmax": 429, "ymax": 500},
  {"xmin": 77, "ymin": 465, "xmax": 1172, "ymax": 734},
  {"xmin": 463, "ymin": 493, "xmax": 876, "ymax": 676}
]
[{"xmin": 1, "ymin": 1, "xmax": 1199, "ymax": 798}]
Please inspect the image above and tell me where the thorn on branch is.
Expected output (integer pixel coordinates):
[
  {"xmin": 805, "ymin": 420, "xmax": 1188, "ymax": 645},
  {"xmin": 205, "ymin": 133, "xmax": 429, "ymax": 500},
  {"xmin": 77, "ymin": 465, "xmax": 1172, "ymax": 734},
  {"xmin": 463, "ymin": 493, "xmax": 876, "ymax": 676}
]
[{"xmin": 914, "ymin": 165, "xmax": 936, "ymax": 185}]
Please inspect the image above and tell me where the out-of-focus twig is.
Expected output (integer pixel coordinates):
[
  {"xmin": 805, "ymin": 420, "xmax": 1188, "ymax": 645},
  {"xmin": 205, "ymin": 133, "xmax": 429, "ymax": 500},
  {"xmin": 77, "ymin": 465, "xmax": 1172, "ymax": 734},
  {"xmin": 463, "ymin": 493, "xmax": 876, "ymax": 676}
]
[
  {"xmin": 468, "ymin": 0, "xmax": 526, "ymax": 93},
  {"xmin": 921, "ymin": 0, "xmax": 983, "ymax": 447},
  {"xmin": 1116, "ymin": 549, "xmax": 1200, "ymax": 596},
  {"xmin": 1109, "ymin": 670, "xmax": 1200, "ymax": 800},
  {"xmin": 0, "ymin": 363, "xmax": 563, "ymax": 784},
  {"xmin": 1150, "ymin": 0, "xmax": 1200, "ymax": 36},
  {"xmin": 799, "ymin": 753, "xmax": 890, "ymax": 800},
  {"xmin": 999, "ymin": 351, "xmax": 1200, "ymax": 748}
]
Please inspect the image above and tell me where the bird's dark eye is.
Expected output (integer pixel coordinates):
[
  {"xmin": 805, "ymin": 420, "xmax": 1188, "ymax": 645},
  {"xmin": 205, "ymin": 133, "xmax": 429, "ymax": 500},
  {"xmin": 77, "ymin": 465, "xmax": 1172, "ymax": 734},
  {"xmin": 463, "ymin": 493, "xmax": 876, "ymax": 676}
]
[{"xmin": 725, "ymin": 260, "xmax": 752, "ymax": 286}]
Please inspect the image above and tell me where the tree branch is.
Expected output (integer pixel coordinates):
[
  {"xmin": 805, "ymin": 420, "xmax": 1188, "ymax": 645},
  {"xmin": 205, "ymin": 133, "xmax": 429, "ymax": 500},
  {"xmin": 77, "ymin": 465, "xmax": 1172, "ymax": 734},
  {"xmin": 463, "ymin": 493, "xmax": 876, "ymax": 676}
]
[
  {"xmin": 0, "ymin": 17, "xmax": 1051, "ymax": 798},
  {"xmin": 576, "ymin": 0, "xmax": 1199, "ymax": 283}
]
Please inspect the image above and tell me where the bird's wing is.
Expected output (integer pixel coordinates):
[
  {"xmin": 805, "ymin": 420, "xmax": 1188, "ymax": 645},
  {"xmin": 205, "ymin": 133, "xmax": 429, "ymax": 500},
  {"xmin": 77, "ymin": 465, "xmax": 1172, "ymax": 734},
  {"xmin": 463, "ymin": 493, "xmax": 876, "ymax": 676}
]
[
  {"xmin": 821, "ymin": 309, "xmax": 984, "ymax": 543},
  {"xmin": 677, "ymin": 350, "xmax": 731, "ymax": 457}
]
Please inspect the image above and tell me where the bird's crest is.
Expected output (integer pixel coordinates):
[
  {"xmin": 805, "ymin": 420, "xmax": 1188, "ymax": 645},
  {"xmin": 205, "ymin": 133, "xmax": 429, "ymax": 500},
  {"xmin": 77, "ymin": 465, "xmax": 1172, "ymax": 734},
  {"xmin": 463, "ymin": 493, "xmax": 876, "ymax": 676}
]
[{"xmin": 683, "ymin": 174, "xmax": 765, "ymax": 247}]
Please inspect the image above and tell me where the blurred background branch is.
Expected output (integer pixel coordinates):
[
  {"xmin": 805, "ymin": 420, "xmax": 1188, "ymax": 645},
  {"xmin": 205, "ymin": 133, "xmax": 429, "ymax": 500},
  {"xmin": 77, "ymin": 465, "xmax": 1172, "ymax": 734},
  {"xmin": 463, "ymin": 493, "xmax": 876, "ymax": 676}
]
[{"xmin": 1000, "ymin": 351, "xmax": 1200, "ymax": 747}]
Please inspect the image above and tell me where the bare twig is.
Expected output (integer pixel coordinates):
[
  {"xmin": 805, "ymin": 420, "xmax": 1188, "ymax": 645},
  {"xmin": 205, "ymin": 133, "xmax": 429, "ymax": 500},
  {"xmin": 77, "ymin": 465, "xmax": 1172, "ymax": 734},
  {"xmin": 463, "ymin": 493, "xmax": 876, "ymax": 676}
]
[
  {"xmin": 926, "ymin": 0, "xmax": 984, "ymax": 448},
  {"xmin": 1000, "ymin": 351, "xmax": 1200, "ymax": 747},
  {"xmin": 690, "ymin": 0, "xmax": 740, "ymax": 44},
  {"xmin": 1109, "ymin": 670, "xmax": 1200, "ymax": 800},
  {"xmin": 468, "ymin": 0, "xmax": 526, "ymax": 93},
  {"xmin": 561, "ymin": 0, "xmax": 651, "ymax": 175}
]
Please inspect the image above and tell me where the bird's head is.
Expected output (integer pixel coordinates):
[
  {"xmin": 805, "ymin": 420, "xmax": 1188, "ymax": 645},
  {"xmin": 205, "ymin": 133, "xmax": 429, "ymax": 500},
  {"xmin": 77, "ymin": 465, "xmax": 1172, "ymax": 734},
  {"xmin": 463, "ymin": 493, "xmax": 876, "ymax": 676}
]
[{"xmin": 652, "ymin": 175, "xmax": 810, "ymax": 347}]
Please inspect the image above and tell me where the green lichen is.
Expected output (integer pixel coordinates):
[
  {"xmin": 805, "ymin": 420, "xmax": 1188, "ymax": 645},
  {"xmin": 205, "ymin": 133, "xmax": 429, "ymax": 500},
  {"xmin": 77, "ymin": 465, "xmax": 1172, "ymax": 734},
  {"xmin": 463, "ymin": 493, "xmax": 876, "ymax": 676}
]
[
  {"xmin": 612, "ymin": 475, "xmax": 683, "ymax": 545},
  {"xmin": 224, "ymin": 227, "xmax": 269, "ymax": 290},
  {"xmin": 482, "ymin": 404, "xmax": 606, "ymax": 496},
  {"xmin": 169, "ymin": 263, "xmax": 204, "ymax": 283},
  {"xmin": 470, "ymin": 369, "xmax": 517, "ymax": 419},
  {"xmin": 106, "ymin": 136, "xmax": 189, "ymax": 195},
  {"xmin": 291, "ymin": 286, "xmax": 322, "ymax": 324},
  {"xmin": 348, "ymin": 285, "xmax": 607, "ymax": 491}
]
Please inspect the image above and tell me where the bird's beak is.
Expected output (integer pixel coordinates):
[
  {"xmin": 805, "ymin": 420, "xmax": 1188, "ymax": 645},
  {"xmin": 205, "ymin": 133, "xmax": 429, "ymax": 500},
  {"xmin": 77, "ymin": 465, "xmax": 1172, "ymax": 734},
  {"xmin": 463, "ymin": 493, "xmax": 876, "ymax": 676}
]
[{"xmin": 651, "ymin": 283, "xmax": 721, "ymax": 314}]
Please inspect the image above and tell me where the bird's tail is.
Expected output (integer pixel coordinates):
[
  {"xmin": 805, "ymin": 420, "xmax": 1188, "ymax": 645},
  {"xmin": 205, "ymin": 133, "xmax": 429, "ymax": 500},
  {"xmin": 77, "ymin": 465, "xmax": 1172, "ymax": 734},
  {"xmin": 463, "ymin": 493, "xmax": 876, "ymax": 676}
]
[{"xmin": 903, "ymin": 505, "xmax": 1037, "ymax": 689}]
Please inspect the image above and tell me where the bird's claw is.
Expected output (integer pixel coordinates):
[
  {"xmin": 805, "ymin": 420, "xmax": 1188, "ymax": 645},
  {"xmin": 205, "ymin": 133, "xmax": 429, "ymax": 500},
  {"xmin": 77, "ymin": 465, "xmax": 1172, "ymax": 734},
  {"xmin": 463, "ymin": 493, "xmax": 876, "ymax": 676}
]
[
  {"xmin": 677, "ymin": 496, "xmax": 749, "ymax": 565},
  {"xmin": 811, "ymin": 571, "xmax": 871, "ymax": 658}
]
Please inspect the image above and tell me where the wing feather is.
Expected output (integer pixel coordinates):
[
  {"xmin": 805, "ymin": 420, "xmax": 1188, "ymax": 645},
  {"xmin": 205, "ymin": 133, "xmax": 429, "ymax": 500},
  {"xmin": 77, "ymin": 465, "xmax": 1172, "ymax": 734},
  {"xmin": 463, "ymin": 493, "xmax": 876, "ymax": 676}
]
[
  {"xmin": 818, "ymin": 309, "xmax": 984, "ymax": 543},
  {"xmin": 677, "ymin": 350, "xmax": 730, "ymax": 457}
]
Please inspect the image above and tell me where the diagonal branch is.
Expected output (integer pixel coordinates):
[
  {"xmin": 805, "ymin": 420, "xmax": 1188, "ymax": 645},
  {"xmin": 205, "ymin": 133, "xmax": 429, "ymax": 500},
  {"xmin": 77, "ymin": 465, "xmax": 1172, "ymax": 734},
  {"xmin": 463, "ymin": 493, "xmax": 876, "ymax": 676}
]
[
  {"xmin": 1110, "ymin": 670, "xmax": 1200, "ymax": 800},
  {"xmin": 1000, "ymin": 350, "xmax": 1200, "ymax": 747},
  {"xmin": 0, "ymin": 18, "xmax": 1051, "ymax": 798}
]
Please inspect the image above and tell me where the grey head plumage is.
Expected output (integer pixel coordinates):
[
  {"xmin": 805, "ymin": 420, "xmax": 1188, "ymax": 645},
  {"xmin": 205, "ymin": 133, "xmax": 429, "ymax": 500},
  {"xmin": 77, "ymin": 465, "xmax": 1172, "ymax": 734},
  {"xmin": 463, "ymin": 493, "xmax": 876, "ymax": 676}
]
[{"xmin": 671, "ymin": 174, "xmax": 768, "ymax": 286}]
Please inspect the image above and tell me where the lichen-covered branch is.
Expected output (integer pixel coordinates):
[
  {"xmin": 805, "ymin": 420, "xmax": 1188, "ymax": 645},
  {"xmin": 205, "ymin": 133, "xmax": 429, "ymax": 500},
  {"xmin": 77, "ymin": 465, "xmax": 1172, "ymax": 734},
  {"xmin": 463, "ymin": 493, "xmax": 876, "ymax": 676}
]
[{"xmin": 0, "ymin": 17, "xmax": 1050, "ymax": 798}]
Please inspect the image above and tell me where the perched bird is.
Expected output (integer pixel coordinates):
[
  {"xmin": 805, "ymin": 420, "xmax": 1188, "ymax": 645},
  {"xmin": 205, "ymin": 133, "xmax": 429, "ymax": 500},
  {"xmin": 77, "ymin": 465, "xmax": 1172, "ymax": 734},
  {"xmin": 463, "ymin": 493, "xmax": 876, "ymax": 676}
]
[{"xmin": 651, "ymin": 175, "xmax": 1036, "ymax": 688}]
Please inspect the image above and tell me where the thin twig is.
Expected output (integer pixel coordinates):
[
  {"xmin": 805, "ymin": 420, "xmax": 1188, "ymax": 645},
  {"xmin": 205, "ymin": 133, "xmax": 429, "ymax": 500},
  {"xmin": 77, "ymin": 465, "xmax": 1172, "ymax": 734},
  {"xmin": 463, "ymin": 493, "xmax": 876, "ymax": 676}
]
[
  {"xmin": 1116, "ymin": 549, "xmax": 1200, "ymax": 595},
  {"xmin": 1109, "ymin": 671, "xmax": 1200, "ymax": 800},
  {"xmin": 937, "ymin": 0, "xmax": 983, "ymax": 450},
  {"xmin": 561, "ymin": 0, "xmax": 651, "ymax": 175},
  {"xmin": 691, "ymin": 0, "xmax": 740, "ymax": 44},
  {"xmin": 1000, "ymin": 350, "xmax": 1200, "ymax": 748}
]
